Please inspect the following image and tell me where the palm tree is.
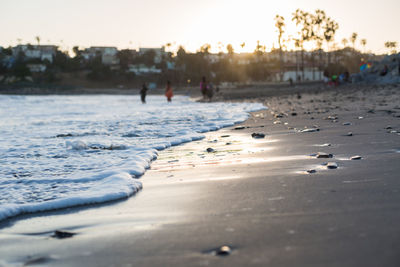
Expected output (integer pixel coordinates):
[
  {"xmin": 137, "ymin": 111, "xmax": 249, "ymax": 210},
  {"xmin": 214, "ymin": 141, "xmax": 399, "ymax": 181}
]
[
  {"xmin": 360, "ymin": 39, "xmax": 367, "ymax": 53},
  {"xmin": 200, "ymin": 44, "xmax": 211, "ymax": 54},
  {"xmin": 323, "ymin": 17, "xmax": 339, "ymax": 65},
  {"xmin": 350, "ymin": 32, "xmax": 358, "ymax": 50},
  {"xmin": 293, "ymin": 38, "xmax": 301, "ymax": 82},
  {"xmin": 226, "ymin": 44, "xmax": 234, "ymax": 55},
  {"xmin": 35, "ymin": 36, "xmax": 41, "ymax": 46},
  {"xmin": 384, "ymin": 41, "xmax": 398, "ymax": 54},
  {"xmin": 292, "ymin": 9, "xmax": 314, "ymax": 81},
  {"xmin": 341, "ymin": 38, "xmax": 348, "ymax": 48},
  {"xmin": 312, "ymin": 9, "xmax": 326, "ymax": 80},
  {"xmin": 274, "ymin": 14, "xmax": 286, "ymax": 82}
]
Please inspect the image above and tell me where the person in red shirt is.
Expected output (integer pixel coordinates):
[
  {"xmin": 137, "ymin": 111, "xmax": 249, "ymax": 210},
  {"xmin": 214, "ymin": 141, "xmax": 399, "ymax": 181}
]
[{"xmin": 165, "ymin": 80, "xmax": 173, "ymax": 102}]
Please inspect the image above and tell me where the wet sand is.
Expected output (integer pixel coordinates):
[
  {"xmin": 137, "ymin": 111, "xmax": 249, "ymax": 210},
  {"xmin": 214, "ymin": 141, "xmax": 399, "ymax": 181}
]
[{"xmin": 0, "ymin": 84, "xmax": 399, "ymax": 266}]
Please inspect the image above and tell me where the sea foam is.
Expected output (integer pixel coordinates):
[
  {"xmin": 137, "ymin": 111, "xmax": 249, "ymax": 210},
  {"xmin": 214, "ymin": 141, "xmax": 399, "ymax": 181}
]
[{"xmin": 0, "ymin": 95, "xmax": 265, "ymax": 221}]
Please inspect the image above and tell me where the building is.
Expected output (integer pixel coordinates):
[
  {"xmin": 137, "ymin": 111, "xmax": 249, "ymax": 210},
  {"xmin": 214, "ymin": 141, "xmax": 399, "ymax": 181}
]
[
  {"xmin": 127, "ymin": 64, "xmax": 161, "ymax": 75},
  {"xmin": 12, "ymin": 45, "xmax": 58, "ymax": 63},
  {"xmin": 138, "ymin": 48, "xmax": 166, "ymax": 64},
  {"xmin": 81, "ymin": 47, "xmax": 119, "ymax": 65},
  {"xmin": 275, "ymin": 64, "xmax": 323, "ymax": 82},
  {"xmin": 27, "ymin": 63, "xmax": 47, "ymax": 72}
]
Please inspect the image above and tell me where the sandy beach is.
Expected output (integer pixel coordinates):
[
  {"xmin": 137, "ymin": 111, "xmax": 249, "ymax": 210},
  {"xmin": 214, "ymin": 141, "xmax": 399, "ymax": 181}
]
[{"xmin": 0, "ymin": 84, "xmax": 399, "ymax": 267}]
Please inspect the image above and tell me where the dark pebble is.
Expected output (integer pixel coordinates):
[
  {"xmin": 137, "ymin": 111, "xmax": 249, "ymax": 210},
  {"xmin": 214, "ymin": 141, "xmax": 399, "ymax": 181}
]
[
  {"xmin": 52, "ymin": 230, "xmax": 76, "ymax": 239},
  {"xmin": 56, "ymin": 133, "xmax": 73, "ymax": 138},
  {"xmin": 221, "ymin": 135, "xmax": 230, "ymax": 138},
  {"xmin": 251, "ymin": 133, "xmax": 265, "ymax": 138},
  {"xmin": 206, "ymin": 148, "xmax": 215, "ymax": 153},
  {"xmin": 234, "ymin": 126, "xmax": 245, "ymax": 130},
  {"xmin": 317, "ymin": 152, "xmax": 333, "ymax": 158},
  {"xmin": 327, "ymin": 162, "xmax": 338, "ymax": 169},
  {"xmin": 216, "ymin": 245, "xmax": 232, "ymax": 256},
  {"xmin": 307, "ymin": 169, "xmax": 317, "ymax": 174}
]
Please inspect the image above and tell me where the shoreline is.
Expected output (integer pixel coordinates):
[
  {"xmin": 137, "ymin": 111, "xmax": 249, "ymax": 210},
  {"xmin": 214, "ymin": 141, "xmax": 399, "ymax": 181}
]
[
  {"xmin": 0, "ymin": 84, "xmax": 399, "ymax": 266},
  {"xmin": 1, "ymin": 81, "xmax": 390, "ymax": 97}
]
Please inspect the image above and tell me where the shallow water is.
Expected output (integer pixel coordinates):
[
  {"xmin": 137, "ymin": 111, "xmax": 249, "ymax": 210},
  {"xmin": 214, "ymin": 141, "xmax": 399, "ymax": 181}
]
[{"xmin": 0, "ymin": 95, "xmax": 264, "ymax": 221}]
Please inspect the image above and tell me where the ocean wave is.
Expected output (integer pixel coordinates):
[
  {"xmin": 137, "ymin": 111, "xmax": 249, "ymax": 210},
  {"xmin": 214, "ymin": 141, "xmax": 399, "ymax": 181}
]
[{"xmin": 0, "ymin": 95, "xmax": 265, "ymax": 221}]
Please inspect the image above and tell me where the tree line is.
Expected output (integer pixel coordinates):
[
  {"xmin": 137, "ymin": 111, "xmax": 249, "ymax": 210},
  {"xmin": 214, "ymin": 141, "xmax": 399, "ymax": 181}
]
[{"xmin": 0, "ymin": 8, "xmax": 398, "ymax": 87}]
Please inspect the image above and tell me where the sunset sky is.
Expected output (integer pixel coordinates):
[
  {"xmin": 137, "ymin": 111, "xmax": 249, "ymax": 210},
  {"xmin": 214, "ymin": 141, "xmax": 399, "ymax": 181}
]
[{"xmin": 1, "ymin": 0, "xmax": 399, "ymax": 54}]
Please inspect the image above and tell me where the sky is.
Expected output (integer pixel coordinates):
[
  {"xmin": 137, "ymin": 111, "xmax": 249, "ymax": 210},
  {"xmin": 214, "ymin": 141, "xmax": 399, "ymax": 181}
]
[{"xmin": 1, "ymin": 0, "xmax": 399, "ymax": 54}]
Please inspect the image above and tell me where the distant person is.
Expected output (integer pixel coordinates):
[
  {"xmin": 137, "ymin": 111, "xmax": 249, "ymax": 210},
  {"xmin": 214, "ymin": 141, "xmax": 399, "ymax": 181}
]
[
  {"xmin": 206, "ymin": 82, "xmax": 214, "ymax": 101},
  {"xmin": 288, "ymin": 77, "xmax": 293, "ymax": 86},
  {"xmin": 140, "ymin": 83, "xmax": 148, "ymax": 104},
  {"xmin": 165, "ymin": 80, "xmax": 173, "ymax": 102},
  {"xmin": 344, "ymin": 71, "xmax": 350, "ymax": 82},
  {"xmin": 331, "ymin": 75, "xmax": 338, "ymax": 86},
  {"xmin": 200, "ymin": 76, "xmax": 207, "ymax": 100},
  {"xmin": 380, "ymin": 65, "xmax": 388, "ymax": 76}
]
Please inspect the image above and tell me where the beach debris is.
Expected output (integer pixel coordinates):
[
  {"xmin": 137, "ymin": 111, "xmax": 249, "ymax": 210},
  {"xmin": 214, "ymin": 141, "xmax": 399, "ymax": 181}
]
[
  {"xmin": 319, "ymin": 143, "xmax": 331, "ymax": 147},
  {"xmin": 273, "ymin": 120, "xmax": 282, "ymax": 124},
  {"xmin": 385, "ymin": 126, "xmax": 393, "ymax": 130},
  {"xmin": 251, "ymin": 133, "xmax": 265, "ymax": 139},
  {"xmin": 326, "ymin": 162, "xmax": 338, "ymax": 169},
  {"xmin": 234, "ymin": 126, "xmax": 245, "ymax": 130},
  {"xmin": 204, "ymin": 245, "xmax": 233, "ymax": 256},
  {"xmin": 306, "ymin": 169, "xmax": 317, "ymax": 174},
  {"xmin": 301, "ymin": 128, "xmax": 320, "ymax": 133},
  {"xmin": 206, "ymin": 148, "xmax": 215, "ymax": 153},
  {"xmin": 346, "ymin": 132, "xmax": 353, "ymax": 136},
  {"xmin": 350, "ymin": 155, "xmax": 362, "ymax": 160},
  {"xmin": 52, "ymin": 230, "xmax": 76, "ymax": 239},
  {"xmin": 207, "ymin": 245, "xmax": 232, "ymax": 256},
  {"xmin": 220, "ymin": 135, "xmax": 230, "ymax": 138},
  {"xmin": 216, "ymin": 245, "xmax": 232, "ymax": 256},
  {"xmin": 56, "ymin": 133, "xmax": 73, "ymax": 138},
  {"xmin": 324, "ymin": 115, "xmax": 338, "ymax": 121},
  {"xmin": 316, "ymin": 152, "xmax": 333, "ymax": 158},
  {"xmin": 274, "ymin": 113, "xmax": 285, "ymax": 118},
  {"xmin": 342, "ymin": 122, "xmax": 352, "ymax": 126}
]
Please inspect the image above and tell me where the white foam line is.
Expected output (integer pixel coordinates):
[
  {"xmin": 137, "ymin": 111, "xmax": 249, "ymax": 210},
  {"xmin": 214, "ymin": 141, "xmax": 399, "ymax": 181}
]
[{"xmin": 342, "ymin": 179, "xmax": 381, "ymax": 184}]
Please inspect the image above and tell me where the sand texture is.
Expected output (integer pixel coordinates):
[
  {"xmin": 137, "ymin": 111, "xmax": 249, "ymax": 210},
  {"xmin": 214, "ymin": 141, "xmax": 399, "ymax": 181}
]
[{"xmin": 0, "ymin": 84, "xmax": 399, "ymax": 267}]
